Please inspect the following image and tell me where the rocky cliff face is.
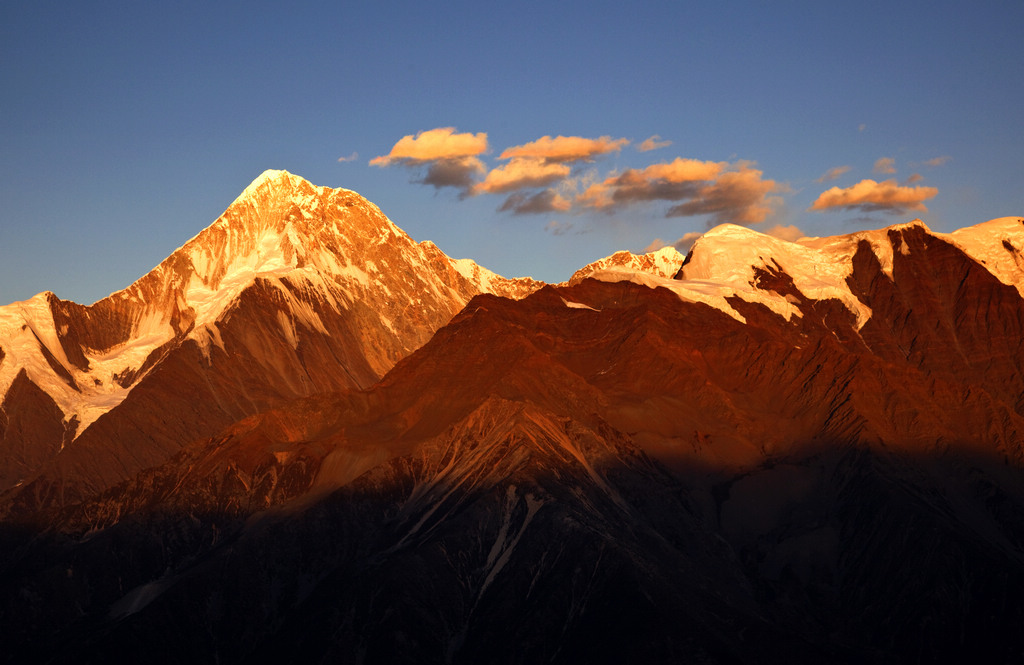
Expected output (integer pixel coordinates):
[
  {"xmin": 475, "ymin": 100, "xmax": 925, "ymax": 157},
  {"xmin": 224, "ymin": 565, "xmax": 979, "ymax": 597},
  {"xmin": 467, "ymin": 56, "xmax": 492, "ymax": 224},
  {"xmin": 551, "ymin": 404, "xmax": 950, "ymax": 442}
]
[{"xmin": 2, "ymin": 177, "xmax": 1024, "ymax": 663}]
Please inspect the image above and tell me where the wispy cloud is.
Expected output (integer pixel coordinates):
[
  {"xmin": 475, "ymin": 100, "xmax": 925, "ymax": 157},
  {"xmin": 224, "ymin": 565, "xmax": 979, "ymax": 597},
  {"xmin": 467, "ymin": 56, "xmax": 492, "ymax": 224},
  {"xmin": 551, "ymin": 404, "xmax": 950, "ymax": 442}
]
[
  {"xmin": 637, "ymin": 135, "xmax": 672, "ymax": 152},
  {"xmin": 873, "ymin": 157, "xmax": 897, "ymax": 175},
  {"xmin": 499, "ymin": 135, "xmax": 629, "ymax": 163},
  {"xmin": 337, "ymin": 152, "xmax": 359, "ymax": 163},
  {"xmin": 816, "ymin": 165, "xmax": 851, "ymax": 183},
  {"xmin": 545, "ymin": 219, "xmax": 575, "ymax": 236},
  {"xmin": 499, "ymin": 189, "xmax": 572, "ymax": 215},
  {"xmin": 905, "ymin": 173, "xmax": 924, "ymax": 184},
  {"xmin": 921, "ymin": 155, "xmax": 952, "ymax": 168},
  {"xmin": 810, "ymin": 179, "xmax": 938, "ymax": 213}
]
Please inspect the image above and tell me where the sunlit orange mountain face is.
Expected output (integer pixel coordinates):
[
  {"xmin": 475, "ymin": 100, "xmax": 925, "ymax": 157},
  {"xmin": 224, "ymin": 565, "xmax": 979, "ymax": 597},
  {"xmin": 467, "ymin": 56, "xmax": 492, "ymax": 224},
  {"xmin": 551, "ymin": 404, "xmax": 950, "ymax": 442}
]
[{"xmin": 3, "ymin": 171, "xmax": 1024, "ymax": 663}]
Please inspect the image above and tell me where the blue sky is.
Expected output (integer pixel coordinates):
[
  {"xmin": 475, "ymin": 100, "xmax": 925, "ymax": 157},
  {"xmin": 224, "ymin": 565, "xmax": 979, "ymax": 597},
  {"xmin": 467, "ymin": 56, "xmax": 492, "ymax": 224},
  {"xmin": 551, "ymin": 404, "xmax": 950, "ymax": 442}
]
[{"xmin": 2, "ymin": 0, "xmax": 1023, "ymax": 305}]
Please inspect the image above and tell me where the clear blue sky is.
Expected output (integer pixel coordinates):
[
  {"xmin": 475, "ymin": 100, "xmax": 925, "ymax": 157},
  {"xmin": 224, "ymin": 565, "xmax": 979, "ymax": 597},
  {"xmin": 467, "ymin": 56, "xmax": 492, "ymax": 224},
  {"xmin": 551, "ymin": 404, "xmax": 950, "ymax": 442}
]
[{"xmin": 2, "ymin": 0, "xmax": 1022, "ymax": 305}]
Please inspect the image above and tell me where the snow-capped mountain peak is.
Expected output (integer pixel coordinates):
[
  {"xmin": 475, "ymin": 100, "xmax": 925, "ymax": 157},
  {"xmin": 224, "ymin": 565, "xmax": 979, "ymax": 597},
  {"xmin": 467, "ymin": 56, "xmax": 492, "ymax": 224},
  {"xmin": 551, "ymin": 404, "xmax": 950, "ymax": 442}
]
[{"xmin": 0, "ymin": 171, "xmax": 541, "ymax": 450}]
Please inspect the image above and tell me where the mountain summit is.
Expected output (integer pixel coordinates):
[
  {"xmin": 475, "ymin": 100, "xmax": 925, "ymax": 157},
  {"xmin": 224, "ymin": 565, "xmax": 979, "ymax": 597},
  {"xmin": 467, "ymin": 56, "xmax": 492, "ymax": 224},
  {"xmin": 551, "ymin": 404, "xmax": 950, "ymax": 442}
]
[{"xmin": 0, "ymin": 170, "xmax": 541, "ymax": 507}]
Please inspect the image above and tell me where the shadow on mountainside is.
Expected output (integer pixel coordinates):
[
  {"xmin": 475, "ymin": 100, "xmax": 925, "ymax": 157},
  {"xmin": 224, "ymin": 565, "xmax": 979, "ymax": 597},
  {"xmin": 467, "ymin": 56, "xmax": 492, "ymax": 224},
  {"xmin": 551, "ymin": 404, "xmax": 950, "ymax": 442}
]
[{"xmin": 3, "ymin": 435, "xmax": 1024, "ymax": 665}]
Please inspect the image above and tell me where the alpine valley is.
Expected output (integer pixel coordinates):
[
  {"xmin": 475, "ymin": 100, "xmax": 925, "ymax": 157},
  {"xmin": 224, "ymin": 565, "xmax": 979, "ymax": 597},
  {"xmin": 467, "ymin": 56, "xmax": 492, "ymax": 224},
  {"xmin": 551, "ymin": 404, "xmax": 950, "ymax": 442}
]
[{"xmin": 3, "ymin": 170, "xmax": 1024, "ymax": 664}]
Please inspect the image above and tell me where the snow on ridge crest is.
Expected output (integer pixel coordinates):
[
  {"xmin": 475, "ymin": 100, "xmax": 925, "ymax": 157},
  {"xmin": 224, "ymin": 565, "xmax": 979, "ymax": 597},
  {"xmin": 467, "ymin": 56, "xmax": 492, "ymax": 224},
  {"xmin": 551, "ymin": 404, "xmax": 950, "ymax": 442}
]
[
  {"xmin": 945, "ymin": 217, "xmax": 1024, "ymax": 298},
  {"xmin": 569, "ymin": 245, "xmax": 686, "ymax": 285},
  {"xmin": 584, "ymin": 224, "xmax": 870, "ymax": 326},
  {"xmin": 676, "ymin": 224, "xmax": 869, "ymax": 326}
]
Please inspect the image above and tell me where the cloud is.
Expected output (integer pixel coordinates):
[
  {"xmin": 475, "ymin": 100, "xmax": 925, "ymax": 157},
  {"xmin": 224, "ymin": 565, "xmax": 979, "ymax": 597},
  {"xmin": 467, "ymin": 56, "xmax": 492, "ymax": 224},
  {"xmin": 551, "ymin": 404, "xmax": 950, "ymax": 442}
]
[
  {"xmin": 370, "ymin": 127, "xmax": 488, "ymax": 166},
  {"xmin": 371, "ymin": 127, "xmax": 489, "ymax": 193},
  {"xmin": 498, "ymin": 189, "xmax": 572, "ymax": 215},
  {"xmin": 418, "ymin": 157, "xmax": 487, "ymax": 191},
  {"xmin": 905, "ymin": 173, "xmax": 924, "ymax": 184},
  {"xmin": 816, "ymin": 165, "xmax": 851, "ymax": 183},
  {"xmin": 809, "ymin": 178, "xmax": 938, "ymax": 213},
  {"xmin": 922, "ymin": 155, "xmax": 952, "ymax": 168},
  {"xmin": 873, "ymin": 157, "xmax": 897, "ymax": 175},
  {"xmin": 637, "ymin": 135, "xmax": 672, "ymax": 152},
  {"xmin": 643, "ymin": 238, "xmax": 667, "ymax": 252},
  {"xmin": 858, "ymin": 123, "xmax": 867, "ymax": 132},
  {"xmin": 762, "ymin": 224, "xmax": 805, "ymax": 242},
  {"xmin": 578, "ymin": 157, "xmax": 727, "ymax": 208},
  {"xmin": 337, "ymin": 152, "xmax": 358, "ymax": 163},
  {"xmin": 499, "ymin": 135, "xmax": 629, "ymax": 163},
  {"xmin": 670, "ymin": 232, "xmax": 705, "ymax": 253},
  {"xmin": 474, "ymin": 158, "xmax": 571, "ymax": 194},
  {"xmin": 545, "ymin": 219, "xmax": 575, "ymax": 236},
  {"xmin": 665, "ymin": 165, "xmax": 782, "ymax": 225},
  {"xmin": 372, "ymin": 129, "xmax": 790, "ymax": 229},
  {"xmin": 579, "ymin": 159, "xmax": 781, "ymax": 226}
]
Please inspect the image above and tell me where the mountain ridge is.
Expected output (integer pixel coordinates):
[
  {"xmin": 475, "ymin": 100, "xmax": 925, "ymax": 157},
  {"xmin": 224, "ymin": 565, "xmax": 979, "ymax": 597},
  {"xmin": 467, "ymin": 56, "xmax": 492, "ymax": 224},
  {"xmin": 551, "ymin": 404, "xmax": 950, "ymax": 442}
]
[{"xmin": 3, "ymin": 172, "xmax": 1024, "ymax": 663}]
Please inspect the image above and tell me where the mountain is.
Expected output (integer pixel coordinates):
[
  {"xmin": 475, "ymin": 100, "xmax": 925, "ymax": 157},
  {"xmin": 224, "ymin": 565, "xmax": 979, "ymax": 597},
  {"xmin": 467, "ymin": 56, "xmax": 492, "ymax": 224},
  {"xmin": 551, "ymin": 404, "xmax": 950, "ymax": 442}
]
[
  {"xmin": 0, "ymin": 170, "xmax": 541, "ymax": 515},
  {"xmin": 2, "ymin": 174, "xmax": 1024, "ymax": 663},
  {"xmin": 566, "ymin": 245, "xmax": 685, "ymax": 284}
]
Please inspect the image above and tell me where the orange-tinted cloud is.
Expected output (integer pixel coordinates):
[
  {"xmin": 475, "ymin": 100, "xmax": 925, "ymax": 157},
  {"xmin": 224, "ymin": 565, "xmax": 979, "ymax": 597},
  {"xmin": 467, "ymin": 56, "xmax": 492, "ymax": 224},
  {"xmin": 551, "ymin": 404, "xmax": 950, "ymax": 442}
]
[
  {"xmin": 370, "ymin": 127, "xmax": 488, "ymax": 166},
  {"xmin": 816, "ymin": 165, "xmax": 851, "ymax": 183},
  {"xmin": 637, "ymin": 135, "xmax": 672, "ymax": 152},
  {"xmin": 873, "ymin": 157, "xmax": 897, "ymax": 175},
  {"xmin": 643, "ymin": 238, "xmax": 668, "ymax": 252},
  {"xmin": 762, "ymin": 224, "xmax": 805, "ymax": 242},
  {"xmin": 337, "ymin": 152, "xmax": 358, "ymax": 163},
  {"xmin": 473, "ymin": 158, "xmax": 570, "ymax": 194},
  {"xmin": 371, "ymin": 127, "xmax": 488, "ymax": 193},
  {"xmin": 666, "ymin": 166, "xmax": 781, "ymax": 225},
  {"xmin": 499, "ymin": 189, "xmax": 572, "ymax": 215},
  {"xmin": 809, "ymin": 178, "xmax": 938, "ymax": 213},
  {"xmin": 499, "ymin": 135, "xmax": 629, "ymax": 163},
  {"xmin": 579, "ymin": 159, "xmax": 781, "ymax": 226},
  {"xmin": 663, "ymin": 231, "xmax": 704, "ymax": 253},
  {"xmin": 905, "ymin": 173, "xmax": 924, "ymax": 184},
  {"xmin": 578, "ymin": 157, "xmax": 727, "ymax": 208}
]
